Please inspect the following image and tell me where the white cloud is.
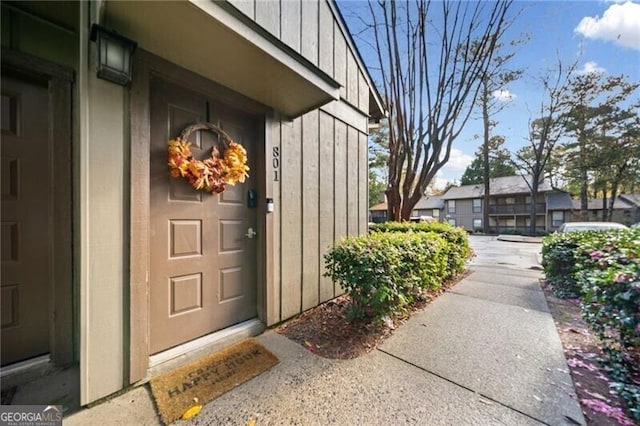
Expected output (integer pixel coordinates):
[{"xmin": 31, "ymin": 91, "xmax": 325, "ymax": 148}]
[
  {"xmin": 440, "ymin": 148, "xmax": 474, "ymax": 173},
  {"xmin": 492, "ymin": 89, "xmax": 516, "ymax": 102},
  {"xmin": 575, "ymin": 1, "xmax": 640, "ymax": 51},
  {"xmin": 431, "ymin": 176, "xmax": 451, "ymax": 191},
  {"xmin": 430, "ymin": 148, "xmax": 473, "ymax": 190},
  {"xmin": 578, "ymin": 60, "xmax": 607, "ymax": 74}
]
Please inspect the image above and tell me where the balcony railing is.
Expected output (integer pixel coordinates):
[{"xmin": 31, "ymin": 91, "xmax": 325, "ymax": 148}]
[
  {"xmin": 488, "ymin": 203, "xmax": 546, "ymax": 215},
  {"xmin": 486, "ymin": 225, "xmax": 548, "ymax": 236}
]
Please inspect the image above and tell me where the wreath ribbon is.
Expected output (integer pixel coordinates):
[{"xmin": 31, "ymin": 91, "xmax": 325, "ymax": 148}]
[{"xmin": 167, "ymin": 122, "xmax": 249, "ymax": 194}]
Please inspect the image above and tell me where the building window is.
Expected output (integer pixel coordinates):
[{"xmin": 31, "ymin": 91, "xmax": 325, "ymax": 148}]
[
  {"xmin": 432, "ymin": 209, "xmax": 440, "ymax": 218},
  {"xmin": 448, "ymin": 200, "xmax": 456, "ymax": 214},
  {"xmin": 505, "ymin": 197, "xmax": 515, "ymax": 205},
  {"xmin": 473, "ymin": 199, "xmax": 482, "ymax": 213},
  {"xmin": 525, "ymin": 196, "xmax": 532, "ymax": 205},
  {"xmin": 499, "ymin": 218, "xmax": 516, "ymax": 227},
  {"xmin": 448, "ymin": 218, "xmax": 456, "ymax": 226},
  {"xmin": 552, "ymin": 211, "xmax": 564, "ymax": 227},
  {"xmin": 473, "ymin": 219, "xmax": 482, "ymax": 231}
]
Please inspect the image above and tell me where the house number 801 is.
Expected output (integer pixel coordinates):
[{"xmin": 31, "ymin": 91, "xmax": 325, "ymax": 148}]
[{"xmin": 272, "ymin": 146, "xmax": 280, "ymax": 182}]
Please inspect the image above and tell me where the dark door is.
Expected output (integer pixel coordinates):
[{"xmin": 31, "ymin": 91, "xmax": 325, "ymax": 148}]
[
  {"xmin": 1, "ymin": 74, "xmax": 51, "ymax": 366},
  {"xmin": 149, "ymin": 78, "xmax": 258, "ymax": 354}
]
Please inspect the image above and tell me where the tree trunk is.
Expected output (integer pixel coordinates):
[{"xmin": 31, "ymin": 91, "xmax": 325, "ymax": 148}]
[
  {"xmin": 608, "ymin": 167, "xmax": 626, "ymax": 222},
  {"xmin": 577, "ymin": 118, "xmax": 589, "ymax": 221},
  {"xmin": 579, "ymin": 162, "xmax": 588, "ymax": 220},
  {"xmin": 482, "ymin": 80, "xmax": 491, "ymax": 234},
  {"xmin": 529, "ymin": 178, "xmax": 539, "ymax": 235},
  {"xmin": 607, "ymin": 193, "xmax": 616, "ymax": 222},
  {"xmin": 386, "ymin": 187, "xmax": 401, "ymax": 222}
]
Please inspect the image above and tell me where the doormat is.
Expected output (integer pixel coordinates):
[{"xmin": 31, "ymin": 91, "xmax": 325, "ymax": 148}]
[{"xmin": 150, "ymin": 338, "xmax": 278, "ymax": 424}]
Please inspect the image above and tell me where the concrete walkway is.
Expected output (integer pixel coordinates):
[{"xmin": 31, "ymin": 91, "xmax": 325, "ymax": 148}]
[{"xmin": 66, "ymin": 236, "xmax": 584, "ymax": 425}]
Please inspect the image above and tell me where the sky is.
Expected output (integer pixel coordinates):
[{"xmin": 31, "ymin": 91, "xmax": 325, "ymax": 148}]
[{"xmin": 337, "ymin": 0, "xmax": 640, "ymax": 190}]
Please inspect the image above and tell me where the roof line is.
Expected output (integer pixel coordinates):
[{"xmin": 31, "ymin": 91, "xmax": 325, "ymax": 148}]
[
  {"xmin": 217, "ymin": 1, "xmax": 341, "ymax": 90},
  {"xmin": 327, "ymin": 0, "xmax": 386, "ymax": 119}
]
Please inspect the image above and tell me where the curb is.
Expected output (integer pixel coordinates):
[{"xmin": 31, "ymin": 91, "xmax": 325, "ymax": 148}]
[{"xmin": 496, "ymin": 235, "xmax": 543, "ymax": 244}]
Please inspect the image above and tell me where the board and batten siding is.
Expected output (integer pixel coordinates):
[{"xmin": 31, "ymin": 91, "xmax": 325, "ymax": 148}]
[
  {"xmin": 318, "ymin": 111, "xmax": 336, "ymax": 304},
  {"xmin": 227, "ymin": 0, "xmax": 370, "ymax": 112},
  {"xmin": 267, "ymin": 109, "xmax": 369, "ymax": 324},
  {"xmin": 226, "ymin": 0, "xmax": 376, "ymax": 324}
]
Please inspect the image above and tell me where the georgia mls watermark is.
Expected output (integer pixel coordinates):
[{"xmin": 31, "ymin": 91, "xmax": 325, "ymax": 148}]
[{"xmin": 0, "ymin": 405, "xmax": 62, "ymax": 426}]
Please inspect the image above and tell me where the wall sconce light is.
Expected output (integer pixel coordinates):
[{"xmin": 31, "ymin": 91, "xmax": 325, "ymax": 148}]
[{"xmin": 90, "ymin": 24, "xmax": 137, "ymax": 86}]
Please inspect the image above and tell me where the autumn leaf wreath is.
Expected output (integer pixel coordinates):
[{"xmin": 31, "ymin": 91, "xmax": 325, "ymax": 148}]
[{"xmin": 168, "ymin": 122, "xmax": 249, "ymax": 194}]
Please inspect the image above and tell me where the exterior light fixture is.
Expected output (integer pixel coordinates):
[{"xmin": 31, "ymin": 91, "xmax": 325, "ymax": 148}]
[{"xmin": 90, "ymin": 24, "xmax": 137, "ymax": 86}]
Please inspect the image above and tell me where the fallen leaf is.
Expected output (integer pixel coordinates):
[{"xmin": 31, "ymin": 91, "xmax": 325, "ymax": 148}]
[
  {"xmin": 181, "ymin": 397, "xmax": 202, "ymax": 420},
  {"xmin": 585, "ymin": 390, "xmax": 608, "ymax": 401}
]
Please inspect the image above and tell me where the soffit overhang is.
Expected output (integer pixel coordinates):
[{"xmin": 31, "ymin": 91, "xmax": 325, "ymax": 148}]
[{"xmin": 104, "ymin": 0, "xmax": 340, "ymax": 118}]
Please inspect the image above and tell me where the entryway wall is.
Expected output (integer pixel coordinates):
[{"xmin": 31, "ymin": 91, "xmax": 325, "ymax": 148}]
[
  {"xmin": 77, "ymin": 0, "xmax": 129, "ymax": 404},
  {"xmin": 2, "ymin": 0, "xmax": 382, "ymax": 407},
  {"xmin": 129, "ymin": 50, "xmax": 270, "ymax": 386}
]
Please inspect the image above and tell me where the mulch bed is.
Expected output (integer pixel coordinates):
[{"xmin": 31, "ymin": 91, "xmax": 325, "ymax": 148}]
[
  {"xmin": 275, "ymin": 271, "xmax": 469, "ymax": 359},
  {"xmin": 541, "ymin": 282, "xmax": 636, "ymax": 426}
]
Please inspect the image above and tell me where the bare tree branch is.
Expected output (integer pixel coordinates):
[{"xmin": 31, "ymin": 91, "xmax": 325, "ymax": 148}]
[
  {"xmin": 513, "ymin": 57, "xmax": 578, "ymax": 234},
  {"xmin": 368, "ymin": 0, "xmax": 516, "ymax": 220}
]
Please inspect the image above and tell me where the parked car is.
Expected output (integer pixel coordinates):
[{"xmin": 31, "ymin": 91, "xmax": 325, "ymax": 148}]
[
  {"xmin": 631, "ymin": 222, "xmax": 640, "ymax": 228},
  {"xmin": 409, "ymin": 216, "xmax": 436, "ymax": 223},
  {"xmin": 555, "ymin": 221, "xmax": 629, "ymax": 233}
]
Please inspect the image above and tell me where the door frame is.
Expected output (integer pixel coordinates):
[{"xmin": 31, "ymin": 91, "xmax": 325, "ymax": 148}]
[
  {"xmin": 1, "ymin": 47, "xmax": 75, "ymax": 367},
  {"xmin": 129, "ymin": 50, "xmax": 270, "ymax": 384}
]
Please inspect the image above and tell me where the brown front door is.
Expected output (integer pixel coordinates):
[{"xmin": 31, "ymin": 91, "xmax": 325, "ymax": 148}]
[
  {"xmin": 149, "ymin": 78, "xmax": 258, "ymax": 354},
  {"xmin": 1, "ymin": 74, "xmax": 51, "ymax": 366}
]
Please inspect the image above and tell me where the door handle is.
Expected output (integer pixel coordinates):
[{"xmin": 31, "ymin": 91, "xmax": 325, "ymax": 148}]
[{"xmin": 245, "ymin": 227, "xmax": 257, "ymax": 239}]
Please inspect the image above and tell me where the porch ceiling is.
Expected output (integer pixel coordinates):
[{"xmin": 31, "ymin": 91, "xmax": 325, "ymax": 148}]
[{"xmin": 104, "ymin": 0, "xmax": 340, "ymax": 118}]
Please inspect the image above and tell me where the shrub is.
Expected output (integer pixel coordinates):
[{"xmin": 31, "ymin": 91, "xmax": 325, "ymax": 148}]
[
  {"xmin": 324, "ymin": 230, "xmax": 457, "ymax": 323},
  {"xmin": 369, "ymin": 221, "xmax": 472, "ymax": 276},
  {"xmin": 541, "ymin": 231, "xmax": 586, "ymax": 298},
  {"xmin": 575, "ymin": 231, "xmax": 640, "ymax": 344},
  {"xmin": 574, "ymin": 229, "xmax": 640, "ymax": 420},
  {"xmin": 542, "ymin": 227, "xmax": 640, "ymax": 419},
  {"xmin": 542, "ymin": 230, "xmax": 635, "ymax": 298}
]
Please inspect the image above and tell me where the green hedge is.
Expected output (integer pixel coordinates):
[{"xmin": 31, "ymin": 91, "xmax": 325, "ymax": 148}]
[
  {"xmin": 541, "ymin": 231, "xmax": 588, "ymax": 298},
  {"xmin": 369, "ymin": 221, "xmax": 472, "ymax": 276},
  {"xmin": 324, "ymin": 222, "xmax": 471, "ymax": 323},
  {"xmin": 541, "ymin": 227, "xmax": 640, "ymax": 420}
]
